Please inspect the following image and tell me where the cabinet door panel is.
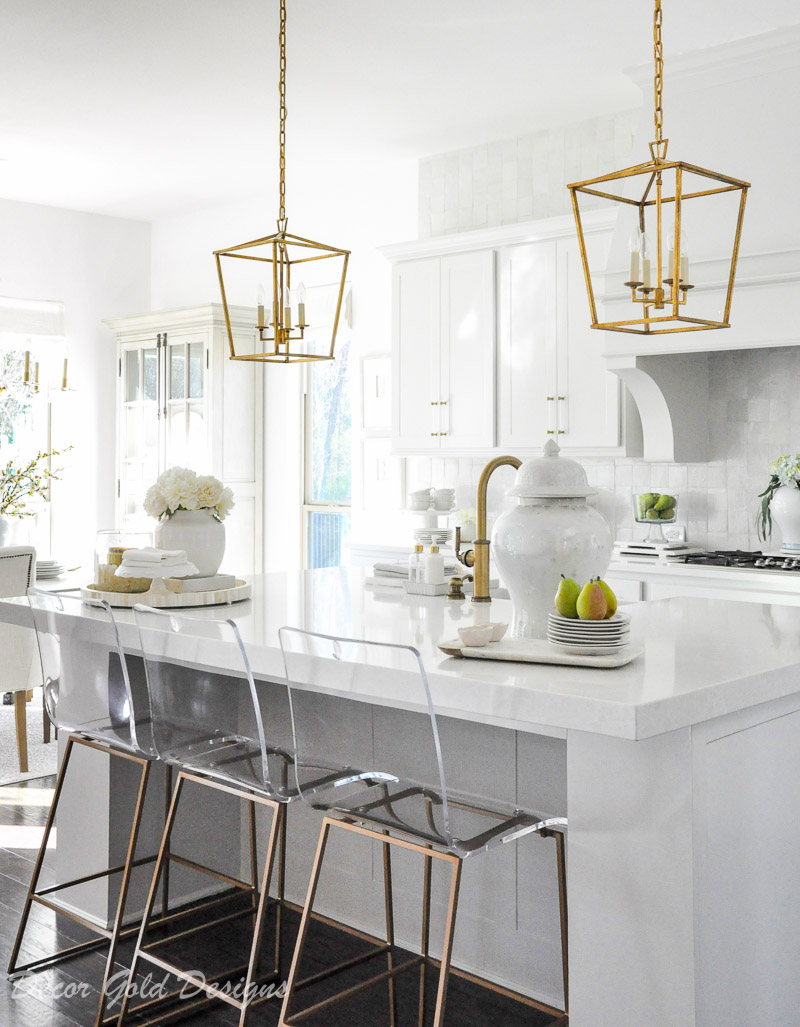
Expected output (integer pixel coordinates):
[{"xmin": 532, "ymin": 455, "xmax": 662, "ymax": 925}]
[
  {"xmin": 556, "ymin": 235, "xmax": 620, "ymax": 449},
  {"xmin": 439, "ymin": 250, "xmax": 495, "ymax": 450},
  {"xmin": 393, "ymin": 258, "xmax": 440, "ymax": 451},
  {"xmin": 497, "ymin": 241, "xmax": 556, "ymax": 450}
]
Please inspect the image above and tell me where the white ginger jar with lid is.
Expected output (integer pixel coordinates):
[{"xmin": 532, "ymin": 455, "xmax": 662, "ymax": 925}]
[{"xmin": 491, "ymin": 439, "xmax": 612, "ymax": 639}]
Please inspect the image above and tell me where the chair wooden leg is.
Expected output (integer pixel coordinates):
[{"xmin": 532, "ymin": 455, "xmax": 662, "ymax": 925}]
[
  {"xmin": 431, "ymin": 856, "xmax": 462, "ymax": 1027},
  {"xmin": 14, "ymin": 691, "xmax": 28, "ymax": 774},
  {"xmin": 7, "ymin": 736, "xmax": 75, "ymax": 972},
  {"xmin": 94, "ymin": 758, "xmax": 151, "ymax": 1027},
  {"xmin": 279, "ymin": 818, "xmax": 333, "ymax": 1025},
  {"xmin": 42, "ymin": 695, "xmax": 51, "ymax": 744}
]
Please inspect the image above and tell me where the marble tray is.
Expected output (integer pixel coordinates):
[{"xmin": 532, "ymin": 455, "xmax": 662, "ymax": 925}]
[
  {"xmin": 439, "ymin": 637, "xmax": 643, "ymax": 668},
  {"xmin": 80, "ymin": 579, "xmax": 251, "ymax": 608}
]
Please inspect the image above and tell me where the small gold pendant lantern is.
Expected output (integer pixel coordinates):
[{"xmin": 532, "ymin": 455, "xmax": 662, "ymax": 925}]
[
  {"xmin": 568, "ymin": 0, "xmax": 749, "ymax": 336},
  {"xmin": 214, "ymin": 0, "xmax": 350, "ymax": 363}
]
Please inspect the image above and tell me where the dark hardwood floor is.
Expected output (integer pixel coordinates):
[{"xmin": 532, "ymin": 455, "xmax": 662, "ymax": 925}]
[{"xmin": 0, "ymin": 776, "xmax": 564, "ymax": 1026}]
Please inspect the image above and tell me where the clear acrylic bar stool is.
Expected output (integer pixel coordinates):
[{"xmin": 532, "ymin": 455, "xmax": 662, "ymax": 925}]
[
  {"xmin": 277, "ymin": 627, "xmax": 569, "ymax": 1026},
  {"xmin": 117, "ymin": 606, "xmax": 295, "ymax": 1027},
  {"xmin": 8, "ymin": 589, "xmax": 167, "ymax": 1027}
]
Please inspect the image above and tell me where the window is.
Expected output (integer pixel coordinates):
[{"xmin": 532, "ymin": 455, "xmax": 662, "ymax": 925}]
[{"xmin": 304, "ymin": 336, "xmax": 352, "ymax": 568}]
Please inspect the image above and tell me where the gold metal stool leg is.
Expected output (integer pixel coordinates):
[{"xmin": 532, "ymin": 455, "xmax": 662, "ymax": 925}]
[
  {"xmin": 94, "ymin": 757, "xmax": 151, "ymax": 1027},
  {"xmin": 418, "ymin": 844, "xmax": 433, "ymax": 1026},
  {"xmin": 279, "ymin": 817, "xmax": 461, "ymax": 1027},
  {"xmin": 382, "ymin": 830, "xmax": 398, "ymax": 1026},
  {"xmin": 116, "ymin": 772, "xmax": 282, "ymax": 1027},
  {"xmin": 7, "ymin": 735, "xmax": 77, "ymax": 974}
]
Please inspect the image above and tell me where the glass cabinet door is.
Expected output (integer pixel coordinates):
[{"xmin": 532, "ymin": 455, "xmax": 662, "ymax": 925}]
[
  {"xmin": 120, "ymin": 339, "xmax": 160, "ymax": 527},
  {"xmin": 164, "ymin": 335, "xmax": 209, "ymax": 472}
]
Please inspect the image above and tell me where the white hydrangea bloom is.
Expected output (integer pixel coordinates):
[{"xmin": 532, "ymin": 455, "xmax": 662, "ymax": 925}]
[
  {"xmin": 195, "ymin": 475, "xmax": 224, "ymax": 509},
  {"xmin": 143, "ymin": 484, "xmax": 168, "ymax": 518},
  {"xmin": 216, "ymin": 486, "xmax": 235, "ymax": 521},
  {"xmin": 772, "ymin": 454, "xmax": 800, "ymax": 488}
]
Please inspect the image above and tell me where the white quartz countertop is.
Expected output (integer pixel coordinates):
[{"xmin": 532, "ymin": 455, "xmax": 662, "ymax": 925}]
[{"xmin": 4, "ymin": 566, "xmax": 800, "ymax": 741}]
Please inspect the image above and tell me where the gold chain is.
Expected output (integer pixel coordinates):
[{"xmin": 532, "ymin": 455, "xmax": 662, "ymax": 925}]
[
  {"xmin": 653, "ymin": 0, "xmax": 663, "ymax": 145},
  {"xmin": 278, "ymin": 0, "xmax": 287, "ymax": 228}
]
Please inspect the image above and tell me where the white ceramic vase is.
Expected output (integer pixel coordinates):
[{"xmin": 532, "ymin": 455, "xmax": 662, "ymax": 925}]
[
  {"xmin": 491, "ymin": 440, "xmax": 612, "ymax": 640},
  {"xmin": 0, "ymin": 514, "xmax": 10, "ymax": 547},
  {"xmin": 156, "ymin": 508, "xmax": 225, "ymax": 577},
  {"xmin": 770, "ymin": 485, "xmax": 800, "ymax": 554}
]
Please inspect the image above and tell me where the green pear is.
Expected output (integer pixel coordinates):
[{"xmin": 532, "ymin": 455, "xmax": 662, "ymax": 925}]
[
  {"xmin": 596, "ymin": 578, "xmax": 617, "ymax": 618},
  {"xmin": 645, "ymin": 508, "xmax": 660, "ymax": 520},
  {"xmin": 659, "ymin": 508, "xmax": 675, "ymax": 520},
  {"xmin": 642, "ymin": 492, "xmax": 660, "ymax": 510},
  {"xmin": 576, "ymin": 579, "xmax": 608, "ymax": 621},
  {"xmin": 555, "ymin": 575, "xmax": 581, "ymax": 618},
  {"xmin": 654, "ymin": 494, "xmax": 676, "ymax": 511}
]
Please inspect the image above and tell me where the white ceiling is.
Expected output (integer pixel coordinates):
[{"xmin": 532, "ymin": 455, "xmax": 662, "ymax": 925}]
[{"xmin": 1, "ymin": 0, "xmax": 798, "ymax": 221}]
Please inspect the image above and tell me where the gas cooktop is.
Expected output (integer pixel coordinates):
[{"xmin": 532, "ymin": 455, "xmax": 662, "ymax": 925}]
[{"xmin": 677, "ymin": 551, "xmax": 800, "ymax": 571}]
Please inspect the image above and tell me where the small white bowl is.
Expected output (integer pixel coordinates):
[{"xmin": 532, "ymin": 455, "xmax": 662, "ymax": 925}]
[
  {"xmin": 488, "ymin": 622, "xmax": 508, "ymax": 642},
  {"xmin": 458, "ymin": 624, "xmax": 494, "ymax": 647}
]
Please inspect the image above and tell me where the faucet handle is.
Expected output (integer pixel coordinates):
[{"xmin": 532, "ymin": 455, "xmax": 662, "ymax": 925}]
[
  {"xmin": 447, "ymin": 574, "xmax": 473, "ymax": 601},
  {"xmin": 454, "ymin": 527, "xmax": 475, "ymax": 568}
]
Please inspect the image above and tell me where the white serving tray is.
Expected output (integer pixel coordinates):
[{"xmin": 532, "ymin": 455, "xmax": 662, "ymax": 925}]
[
  {"xmin": 80, "ymin": 579, "xmax": 252, "ymax": 609},
  {"xmin": 439, "ymin": 637, "xmax": 643, "ymax": 669}
]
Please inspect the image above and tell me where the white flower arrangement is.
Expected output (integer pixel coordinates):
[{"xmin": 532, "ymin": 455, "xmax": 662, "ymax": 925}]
[
  {"xmin": 143, "ymin": 467, "xmax": 234, "ymax": 522},
  {"xmin": 757, "ymin": 454, "xmax": 800, "ymax": 540}
]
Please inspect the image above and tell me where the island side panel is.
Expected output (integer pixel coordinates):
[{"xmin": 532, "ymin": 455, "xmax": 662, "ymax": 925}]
[
  {"xmin": 567, "ymin": 727, "xmax": 696, "ymax": 1027},
  {"xmin": 692, "ymin": 691, "xmax": 800, "ymax": 1024}
]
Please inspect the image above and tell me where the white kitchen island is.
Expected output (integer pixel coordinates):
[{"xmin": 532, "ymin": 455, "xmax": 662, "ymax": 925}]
[{"xmin": 4, "ymin": 567, "xmax": 800, "ymax": 1025}]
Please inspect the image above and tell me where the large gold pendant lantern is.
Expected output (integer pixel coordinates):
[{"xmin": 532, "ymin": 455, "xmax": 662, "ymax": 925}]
[
  {"xmin": 568, "ymin": 0, "xmax": 749, "ymax": 335},
  {"xmin": 214, "ymin": 0, "xmax": 349, "ymax": 363}
]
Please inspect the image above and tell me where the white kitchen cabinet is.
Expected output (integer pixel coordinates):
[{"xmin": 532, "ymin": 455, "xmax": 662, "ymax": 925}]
[
  {"xmin": 497, "ymin": 232, "xmax": 620, "ymax": 451},
  {"xmin": 392, "ymin": 250, "xmax": 495, "ymax": 453},
  {"xmin": 105, "ymin": 304, "xmax": 263, "ymax": 576}
]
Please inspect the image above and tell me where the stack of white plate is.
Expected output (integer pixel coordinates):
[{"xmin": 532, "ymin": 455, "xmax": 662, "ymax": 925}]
[
  {"xmin": 36, "ymin": 558, "xmax": 66, "ymax": 580},
  {"xmin": 413, "ymin": 527, "xmax": 453, "ymax": 547},
  {"xmin": 547, "ymin": 610, "xmax": 631, "ymax": 655}
]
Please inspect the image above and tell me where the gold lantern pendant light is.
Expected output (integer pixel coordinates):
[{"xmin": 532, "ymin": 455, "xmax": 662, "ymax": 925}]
[
  {"xmin": 214, "ymin": 0, "xmax": 350, "ymax": 363},
  {"xmin": 568, "ymin": 0, "xmax": 750, "ymax": 335}
]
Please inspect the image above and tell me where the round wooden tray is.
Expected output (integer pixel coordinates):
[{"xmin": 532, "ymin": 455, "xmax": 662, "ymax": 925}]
[{"xmin": 80, "ymin": 579, "xmax": 252, "ymax": 608}]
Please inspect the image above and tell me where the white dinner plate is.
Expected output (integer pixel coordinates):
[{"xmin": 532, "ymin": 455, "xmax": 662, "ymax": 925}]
[{"xmin": 548, "ymin": 639, "xmax": 630, "ymax": 655}]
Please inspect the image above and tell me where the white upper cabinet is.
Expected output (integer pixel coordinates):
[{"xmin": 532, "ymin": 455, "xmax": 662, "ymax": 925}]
[
  {"xmin": 392, "ymin": 250, "xmax": 495, "ymax": 452},
  {"xmin": 385, "ymin": 210, "xmax": 622, "ymax": 457},
  {"xmin": 497, "ymin": 230, "xmax": 620, "ymax": 451}
]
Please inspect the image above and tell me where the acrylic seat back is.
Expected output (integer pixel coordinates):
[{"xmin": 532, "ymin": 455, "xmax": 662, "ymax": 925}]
[
  {"xmin": 133, "ymin": 605, "xmax": 286, "ymax": 798},
  {"xmin": 27, "ymin": 588, "xmax": 151, "ymax": 755},
  {"xmin": 278, "ymin": 626, "xmax": 456, "ymax": 850}
]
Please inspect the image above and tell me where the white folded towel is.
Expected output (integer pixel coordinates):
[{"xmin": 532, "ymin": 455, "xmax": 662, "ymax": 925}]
[{"xmin": 121, "ymin": 547, "xmax": 188, "ymax": 567}]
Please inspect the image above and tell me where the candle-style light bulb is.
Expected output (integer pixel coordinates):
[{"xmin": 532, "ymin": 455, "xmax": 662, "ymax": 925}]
[
  {"xmin": 256, "ymin": 285, "xmax": 265, "ymax": 327},
  {"xmin": 23, "ymin": 350, "xmax": 30, "ymax": 383},
  {"xmin": 679, "ymin": 230, "xmax": 689, "ymax": 284},
  {"xmin": 34, "ymin": 362, "xmax": 39, "ymax": 391},
  {"xmin": 62, "ymin": 357, "xmax": 68, "ymax": 390},
  {"xmin": 628, "ymin": 226, "xmax": 642, "ymax": 284},
  {"xmin": 640, "ymin": 231, "xmax": 652, "ymax": 289},
  {"xmin": 297, "ymin": 282, "xmax": 307, "ymax": 326}
]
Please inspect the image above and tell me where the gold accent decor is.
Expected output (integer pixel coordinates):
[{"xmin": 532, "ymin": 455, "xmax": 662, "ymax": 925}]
[
  {"xmin": 214, "ymin": 0, "xmax": 350, "ymax": 363},
  {"xmin": 567, "ymin": 0, "xmax": 749, "ymax": 335}
]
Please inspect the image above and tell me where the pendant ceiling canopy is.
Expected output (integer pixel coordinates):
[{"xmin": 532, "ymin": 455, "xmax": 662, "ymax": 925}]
[
  {"xmin": 567, "ymin": 0, "xmax": 750, "ymax": 336},
  {"xmin": 214, "ymin": 0, "xmax": 350, "ymax": 364}
]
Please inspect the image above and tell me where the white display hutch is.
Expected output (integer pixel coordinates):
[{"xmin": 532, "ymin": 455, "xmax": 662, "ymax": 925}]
[{"xmin": 105, "ymin": 304, "xmax": 263, "ymax": 577}]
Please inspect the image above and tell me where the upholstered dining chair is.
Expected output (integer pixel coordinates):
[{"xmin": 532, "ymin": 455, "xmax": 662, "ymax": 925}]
[{"xmin": 0, "ymin": 546, "xmax": 38, "ymax": 774}]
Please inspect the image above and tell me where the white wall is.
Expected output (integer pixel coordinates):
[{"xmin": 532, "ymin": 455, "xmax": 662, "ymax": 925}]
[
  {"xmin": 0, "ymin": 198, "xmax": 150, "ymax": 565},
  {"xmin": 150, "ymin": 155, "xmax": 417, "ymax": 571}
]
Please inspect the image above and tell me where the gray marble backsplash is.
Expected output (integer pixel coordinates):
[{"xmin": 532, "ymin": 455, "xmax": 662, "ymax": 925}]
[{"xmin": 405, "ymin": 347, "xmax": 800, "ymax": 552}]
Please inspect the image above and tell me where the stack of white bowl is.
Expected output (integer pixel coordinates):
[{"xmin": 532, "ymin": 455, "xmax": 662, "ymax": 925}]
[{"xmin": 546, "ymin": 611, "xmax": 631, "ymax": 655}]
